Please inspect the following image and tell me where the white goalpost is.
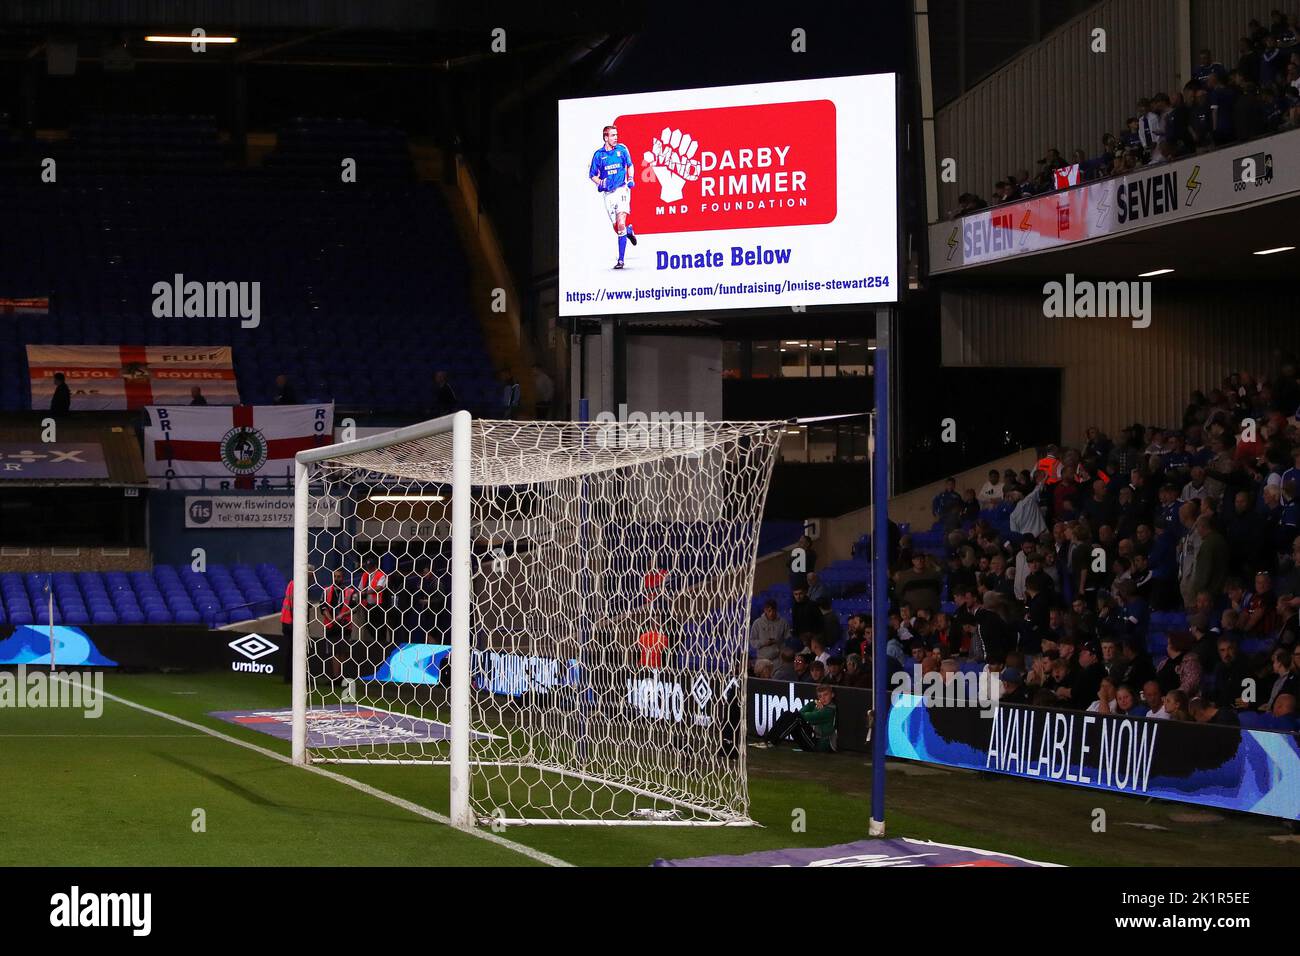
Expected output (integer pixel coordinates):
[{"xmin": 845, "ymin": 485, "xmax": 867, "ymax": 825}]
[{"xmin": 292, "ymin": 411, "xmax": 783, "ymax": 826}]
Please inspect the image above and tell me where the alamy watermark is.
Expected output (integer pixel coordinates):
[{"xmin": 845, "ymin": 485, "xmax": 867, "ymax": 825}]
[
  {"xmin": 1042, "ymin": 273, "xmax": 1151, "ymax": 329},
  {"xmin": 0, "ymin": 666, "xmax": 103, "ymax": 718},
  {"xmin": 151, "ymin": 273, "xmax": 261, "ymax": 328},
  {"xmin": 890, "ymin": 664, "xmax": 1000, "ymax": 719},
  {"xmin": 591, "ymin": 403, "xmax": 707, "ymax": 453}
]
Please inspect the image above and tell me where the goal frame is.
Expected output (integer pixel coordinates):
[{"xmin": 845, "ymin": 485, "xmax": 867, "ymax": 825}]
[
  {"xmin": 292, "ymin": 410, "xmax": 474, "ymax": 828},
  {"xmin": 291, "ymin": 410, "xmax": 774, "ymax": 829}
]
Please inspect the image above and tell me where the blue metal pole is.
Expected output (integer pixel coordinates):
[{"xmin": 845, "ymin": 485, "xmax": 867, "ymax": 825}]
[{"xmin": 869, "ymin": 311, "xmax": 890, "ymax": 836}]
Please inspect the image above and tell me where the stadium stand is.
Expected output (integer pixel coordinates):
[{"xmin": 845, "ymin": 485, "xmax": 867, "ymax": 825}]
[
  {"xmin": 2, "ymin": 563, "xmax": 287, "ymax": 628},
  {"xmin": 751, "ymin": 357, "xmax": 1300, "ymax": 731},
  {"xmin": 0, "ymin": 113, "xmax": 498, "ymax": 415},
  {"xmin": 954, "ymin": 12, "xmax": 1300, "ymax": 216}
]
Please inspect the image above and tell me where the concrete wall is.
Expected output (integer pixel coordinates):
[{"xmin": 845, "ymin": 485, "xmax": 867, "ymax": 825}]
[{"xmin": 940, "ymin": 287, "xmax": 1300, "ymax": 444}]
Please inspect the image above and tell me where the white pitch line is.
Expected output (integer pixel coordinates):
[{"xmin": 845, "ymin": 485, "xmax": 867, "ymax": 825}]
[
  {"xmin": 0, "ymin": 738, "xmax": 202, "ymax": 743},
  {"xmin": 56, "ymin": 678, "xmax": 571, "ymax": 868}
]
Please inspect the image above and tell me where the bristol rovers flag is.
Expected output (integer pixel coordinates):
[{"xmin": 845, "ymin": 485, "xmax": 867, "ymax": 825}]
[
  {"xmin": 28, "ymin": 345, "xmax": 240, "ymax": 410},
  {"xmin": 143, "ymin": 404, "xmax": 334, "ymax": 489}
]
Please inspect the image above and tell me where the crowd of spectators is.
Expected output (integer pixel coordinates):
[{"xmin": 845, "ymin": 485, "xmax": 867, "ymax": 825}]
[
  {"xmin": 751, "ymin": 357, "xmax": 1300, "ymax": 738},
  {"xmin": 951, "ymin": 11, "xmax": 1300, "ymax": 218}
]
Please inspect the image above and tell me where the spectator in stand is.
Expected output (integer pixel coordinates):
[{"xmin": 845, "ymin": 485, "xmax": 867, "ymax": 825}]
[
  {"xmin": 1227, "ymin": 490, "xmax": 1268, "ymax": 577},
  {"xmin": 1211, "ymin": 635, "xmax": 1252, "ymax": 709},
  {"xmin": 895, "ymin": 553, "xmax": 943, "ymax": 616},
  {"xmin": 1191, "ymin": 694, "xmax": 1241, "ymax": 726},
  {"xmin": 792, "ymin": 652, "xmax": 814, "ymax": 683},
  {"xmin": 1260, "ymin": 647, "xmax": 1299, "ymax": 712},
  {"xmin": 805, "ymin": 571, "xmax": 827, "ymax": 604},
  {"xmin": 273, "ymin": 373, "xmax": 298, "ymax": 405},
  {"xmin": 49, "ymin": 372, "xmax": 71, "ymax": 413},
  {"xmin": 1069, "ymin": 639, "xmax": 1108, "ymax": 710},
  {"xmin": 1205, "ymin": 72, "xmax": 1238, "ymax": 143},
  {"xmin": 999, "ymin": 667, "xmax": 1031, "ymax": 704},
  {"xmin": 749, "ymin": 600, "xmax": 790, "ymax": 663},
  {"xmin": 809, "ymin": 634, "xmax": 830, "ymax": 667},
  {"xmin": 818, "ymin": 596, "xmax": 842, "ymax": 651},
  {"xmin": 1137, "ymin": 96, "xmax": 1166, "ymax": 150},
  {"xmin": 959, "ymin": 488, "xmax": 980, "ymax": 523},
  {"xmin": 1142, "ymin": 679, "xmax": 1169, "ymax": 718},
  {"xmin": 978, "ymin": 469, "xmax": 1005, "ymax": 508},
  {"xmin": 932, "ymin": 477, "xmax": 961, "ymax": 523},
  {"xmin": 189, "ymin": 385, "xmax": 208, "ymax": 406},
  {"xmin": 1082, "ymin": 479, "xmax": 1117, "ymax": 532},
  {"xmin": 1242, "ymin": 570, "xmax": 1278, "ymax": 634},
  {"xmin": 771, "ymin": 648, "xmax": 797, "ymax": 681},
  {"xmin": 1163, "ymin": 689, "xmax": 1193, "ymax": 721},
  {"xmin": 1237, "ymin": 35, "xmax": 1258, "ymax": 82},
  {"xmin": 1281, "ymin": 538, "xmax": 1300, "ymax": 598},
  {"xmin": 1158, "ymin": 631, "xmax": 1203, "ymax": 697},
  {"xmin": 1268, "ymin": 693, "xmax": 1300, "ymax": 731},
  {"xmin": 790, "ymin": 584, "xmax": 823, "ymax": 643},
  {"xmin": 1287, "ymin": 61, "xmax": 1300, "ymax": 96},
  {"xmin": 843, "ymin": 653, "xmax": 871, "ymax": 688},
  {"xmin": 1088, "ymin": 677, "xmax": 1118, "ymax": 713},
  {"xmin": 1189, "ymin": 515, "xmax": 1229, "ymax": 607},
  {"xmin": 1115, "ymin": 683, "xmax": 1146, "ymax": 716},
  {"xmin": 1258, "ymin": 34, "xmax": 1289, "ymax": 85},
  {"xmin": 1234, "ymin": 80, "xmax": 1270, "ymax": 140},
  {"xmin": 431, "ymin": 370, "xmax": 459, "ymax": 417},
  {"xmin": 953, "ymin": 193, "xmax": 988, "ymax": 218},
  {"xmin": 971, "ymin": 591, "xmax": 1011, "ymax": 664},
  {"xmin": 1193, "ymin": 48, "xmax": 1228, "ymax": 85},
  {"xmin": 788, "ymin": 534, "xmax": 817, "ymax": 589}
]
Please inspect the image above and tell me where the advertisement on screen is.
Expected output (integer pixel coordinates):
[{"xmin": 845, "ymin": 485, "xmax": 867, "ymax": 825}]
[{"xmin": 558, "ymin": 74, "xmax": 898, "ymax": 316}]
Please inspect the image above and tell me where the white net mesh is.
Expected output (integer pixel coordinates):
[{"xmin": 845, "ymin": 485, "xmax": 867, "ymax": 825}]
[{"xmin": 300, "ymin": 418, "xmax": 782, "ymax": 825}]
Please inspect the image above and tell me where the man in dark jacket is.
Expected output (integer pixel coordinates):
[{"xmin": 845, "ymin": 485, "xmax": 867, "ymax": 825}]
[
  {"xmin": 971, "ymin": 593, "xmax": 1011, "ymax": 664},
  {"xmin": 1068, "ymin": 640, "xmax": 1108, "ymax": 710},
  {"xmin": 999, "ymin": 667, "xmax": 1032, "ymax": 704},
  {"xmin": 50, "ymin": 372, "xmax": 71, "ymax": 413},
  {"xmin": 895, "ymin": 553, "xmax": 943, "ymax": 616},
  {"xmin": 790, "ymin": 585, "xmax": 823, "ymax": 645}
]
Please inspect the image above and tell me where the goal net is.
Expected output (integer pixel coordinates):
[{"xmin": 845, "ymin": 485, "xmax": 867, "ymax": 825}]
[{"xmin": 291, "ymin": 412, "xmax": 783, "ymax": 826}]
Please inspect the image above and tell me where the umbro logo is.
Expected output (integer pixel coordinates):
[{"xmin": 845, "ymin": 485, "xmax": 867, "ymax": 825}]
[
  {"xmin": 228, "ymin": 634, "xmax": 279, "ymax": 673},
  {"xmin": 229, "ymin": 633, "xmax": 278, "ymax": 660}
]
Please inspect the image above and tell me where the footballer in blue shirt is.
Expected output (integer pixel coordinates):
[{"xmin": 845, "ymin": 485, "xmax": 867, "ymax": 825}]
[{"xmin": 589, "ymin": 125, "xmax": 637, "ymax": 269}]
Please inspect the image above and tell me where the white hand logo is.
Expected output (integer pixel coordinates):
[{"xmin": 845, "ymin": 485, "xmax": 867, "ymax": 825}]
[{"xmin": 644, "ymin": 127, "xmax": 702, "ymax": 203}]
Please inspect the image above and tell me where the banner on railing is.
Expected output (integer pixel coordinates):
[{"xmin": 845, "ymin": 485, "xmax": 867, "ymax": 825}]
[
  {"xmin": 887, "ymin": 696, "xmax": 1300, "ymax": 820},
  {"xmin": 27, "ymin": 345, "xmax": 241, "ymax": 410},
  {"xmin": 143, "ymin": 403, "xmax": 334, "ymax": 490}
]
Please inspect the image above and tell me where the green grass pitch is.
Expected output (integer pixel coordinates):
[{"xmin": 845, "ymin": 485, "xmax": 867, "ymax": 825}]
[{"xmin": 1, "ymin": 670, "xmax": 1294, "ymax": 867}]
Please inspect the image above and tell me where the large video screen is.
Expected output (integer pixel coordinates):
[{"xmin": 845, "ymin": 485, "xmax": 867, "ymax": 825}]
[{"xmin": 558, "ymin": 74, "xmax": 898, "ymax": 317}]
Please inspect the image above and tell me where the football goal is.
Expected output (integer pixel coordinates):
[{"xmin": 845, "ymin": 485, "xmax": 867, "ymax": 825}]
[{"xmin": 291, "ymin": 411, "xmax": 782, "ymax": 826}]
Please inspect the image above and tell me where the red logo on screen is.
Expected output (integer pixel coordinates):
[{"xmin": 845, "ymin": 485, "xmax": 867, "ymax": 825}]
[{"xmin": 612, "ymin": 99, "xmax": 837, "ymax": 235}]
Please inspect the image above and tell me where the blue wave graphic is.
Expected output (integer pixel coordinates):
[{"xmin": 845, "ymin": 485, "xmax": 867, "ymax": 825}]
[
  {"xmin": 0, "ymin": 625, "xmax": 117, "ymax": 667},
  {"xmin": 365, "ymin": 643, "xmax": 452, "ymax": 685},
  {"xmin": 888, "ymin": 700, "xmax": 1300, "ymax": 819}
]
